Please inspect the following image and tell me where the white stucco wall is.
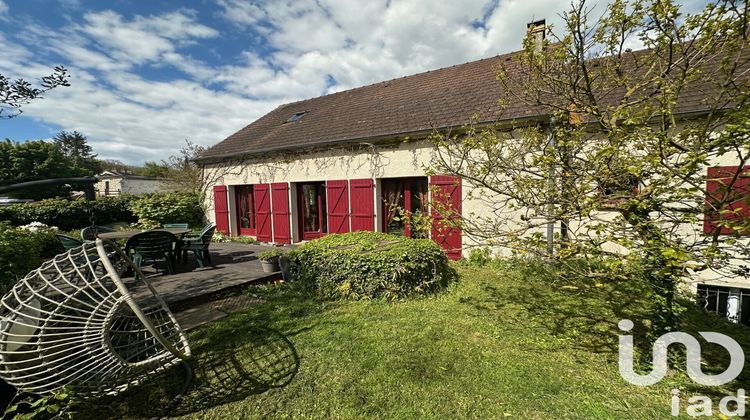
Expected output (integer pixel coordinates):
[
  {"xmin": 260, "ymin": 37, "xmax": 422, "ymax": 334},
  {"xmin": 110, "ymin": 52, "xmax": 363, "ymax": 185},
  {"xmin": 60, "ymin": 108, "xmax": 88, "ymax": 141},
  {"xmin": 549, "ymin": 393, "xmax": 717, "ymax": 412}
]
[{"xmin": 202, "ymin": 140, "xmax": 749, "ymax": 290}]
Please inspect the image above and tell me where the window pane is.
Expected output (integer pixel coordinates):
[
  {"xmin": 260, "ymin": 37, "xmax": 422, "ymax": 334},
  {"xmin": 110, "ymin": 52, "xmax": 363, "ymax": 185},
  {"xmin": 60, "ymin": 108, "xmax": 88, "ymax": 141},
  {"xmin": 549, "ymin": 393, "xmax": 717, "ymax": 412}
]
[{"xmin": 303, "ymin": 184, "xmax": 319, "ymax": 232}]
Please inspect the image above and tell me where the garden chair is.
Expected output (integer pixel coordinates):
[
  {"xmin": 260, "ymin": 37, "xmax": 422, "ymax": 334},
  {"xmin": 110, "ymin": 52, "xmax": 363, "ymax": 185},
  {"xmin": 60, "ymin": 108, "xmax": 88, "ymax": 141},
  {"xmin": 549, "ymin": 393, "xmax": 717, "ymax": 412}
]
[
  {"xmin": 125, "ymin": 231, "xmax": 177, "ymax": 275},
  {"xmin": 81, "ymin": 225, "xmax": 116, "ymax": 241},
  {"xmin": 55, "ymin": 234, "xmax": 83, "ymax": 250},
  {"xmin": 181, "ymin": 224, "xmax": 216, "ymax": 268},
  {"xmin": 162, "ymin": 223, "xmax": 189, "ymax": 229},
  {"xmin": 0, "ymin": 239, "xmax": 191, "ymax": 396}
]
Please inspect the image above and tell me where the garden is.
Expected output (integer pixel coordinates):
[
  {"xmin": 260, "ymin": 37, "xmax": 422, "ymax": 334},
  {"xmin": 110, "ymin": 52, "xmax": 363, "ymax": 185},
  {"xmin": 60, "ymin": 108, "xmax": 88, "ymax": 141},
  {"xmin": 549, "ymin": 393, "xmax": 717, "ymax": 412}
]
[{"xmin": 54, "ymin": 250, "xmax": 750, "ymax": 419}]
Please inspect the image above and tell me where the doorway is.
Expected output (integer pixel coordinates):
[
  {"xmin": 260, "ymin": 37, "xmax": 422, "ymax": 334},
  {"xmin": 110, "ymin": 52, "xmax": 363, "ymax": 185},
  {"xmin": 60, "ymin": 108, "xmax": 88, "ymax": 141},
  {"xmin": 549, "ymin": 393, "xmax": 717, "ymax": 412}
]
[
  {"xmin": 235, "ymin": 185, "xmax": 256, "ymax": 236},
  {"xmin": 297, "ymin": 182, "xmax": 327, "ymax": 240},
  {"xmin": 381, "ymin": 177, "xmax": 428, "ymax": 238}
]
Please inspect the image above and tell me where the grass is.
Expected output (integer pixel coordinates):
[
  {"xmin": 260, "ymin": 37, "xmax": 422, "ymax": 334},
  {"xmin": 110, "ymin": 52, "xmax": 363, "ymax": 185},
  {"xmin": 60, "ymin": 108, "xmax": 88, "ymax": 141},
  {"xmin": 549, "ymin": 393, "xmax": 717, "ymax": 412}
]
[{"xmin": 78, "ymin": 259, "xmax": 750, "ymax": 419}]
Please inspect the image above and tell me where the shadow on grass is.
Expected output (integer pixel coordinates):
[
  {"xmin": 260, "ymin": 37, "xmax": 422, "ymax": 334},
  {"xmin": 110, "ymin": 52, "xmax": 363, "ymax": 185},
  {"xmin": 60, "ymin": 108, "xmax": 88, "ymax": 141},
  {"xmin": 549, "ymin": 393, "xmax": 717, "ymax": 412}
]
[
  {"xmin": 174, "ymin": 326, "xmax": 299, "ymax": 415},
  {"xmin": 75, "ymin": 326, "xmax": 299, "ymax": 418}
]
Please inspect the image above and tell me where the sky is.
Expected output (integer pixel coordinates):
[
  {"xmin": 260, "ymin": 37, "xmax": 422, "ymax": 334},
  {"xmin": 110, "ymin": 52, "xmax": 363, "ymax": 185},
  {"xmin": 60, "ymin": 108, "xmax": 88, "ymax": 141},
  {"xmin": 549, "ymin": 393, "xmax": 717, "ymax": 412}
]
[{"xmin": 0, "ymin": 0, "xmax": 709, "ymax": 165}]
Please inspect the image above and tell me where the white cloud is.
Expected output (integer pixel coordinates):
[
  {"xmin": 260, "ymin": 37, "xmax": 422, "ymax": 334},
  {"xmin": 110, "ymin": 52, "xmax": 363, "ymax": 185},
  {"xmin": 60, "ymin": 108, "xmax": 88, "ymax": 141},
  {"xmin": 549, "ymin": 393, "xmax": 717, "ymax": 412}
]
[
  {"xmin": 0, "ymin": 0, "xmax": 7, "ymax": 16},
  {"xmin": 1, "ymin": 0, "xmax": 657, "ymax": 164}
]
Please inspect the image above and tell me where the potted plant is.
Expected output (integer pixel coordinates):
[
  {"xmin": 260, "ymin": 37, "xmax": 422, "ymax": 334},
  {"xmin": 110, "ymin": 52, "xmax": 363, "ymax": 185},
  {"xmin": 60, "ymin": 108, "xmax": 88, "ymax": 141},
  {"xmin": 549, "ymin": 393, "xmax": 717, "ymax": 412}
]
[{"xmin": 258, "ymin": 249, "xmax": 282, "ymax": 272}]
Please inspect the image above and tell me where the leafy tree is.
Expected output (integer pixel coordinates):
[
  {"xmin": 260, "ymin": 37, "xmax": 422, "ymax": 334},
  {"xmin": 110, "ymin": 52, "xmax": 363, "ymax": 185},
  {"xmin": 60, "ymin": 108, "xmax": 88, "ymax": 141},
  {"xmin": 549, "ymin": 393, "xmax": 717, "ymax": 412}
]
[
  {"xmin": 52, "ymin": 130, "xmax": 101, "ymax": 175},
  {"xmin": 138, "ymin": 161, "xmax": 171, "ymax": 178},
  {"xmin": 0, "ymin": 140, "xmax": 89, "ymax": 199},
  {"xmin": 0, "ymin": 66, "xmax": 70, "ymax": 118},
  {"xmin": 161, "ymin": 140, "xmax": 206, "ymax": 197},
  {"xmin": 430, "ymin": 0, "xmax": 749, "ymax": 334},
  {"xmin": 98, "ymin": 159, "xmax": 139, "ymax": 175}
]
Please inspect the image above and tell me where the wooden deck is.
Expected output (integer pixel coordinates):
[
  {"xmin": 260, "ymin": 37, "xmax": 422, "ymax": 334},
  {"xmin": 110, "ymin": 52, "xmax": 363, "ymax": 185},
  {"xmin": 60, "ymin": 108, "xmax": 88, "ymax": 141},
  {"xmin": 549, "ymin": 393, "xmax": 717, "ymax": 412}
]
[{"xmin": 129, "ymin": 242, "xmax": 285, "ymax": 307}]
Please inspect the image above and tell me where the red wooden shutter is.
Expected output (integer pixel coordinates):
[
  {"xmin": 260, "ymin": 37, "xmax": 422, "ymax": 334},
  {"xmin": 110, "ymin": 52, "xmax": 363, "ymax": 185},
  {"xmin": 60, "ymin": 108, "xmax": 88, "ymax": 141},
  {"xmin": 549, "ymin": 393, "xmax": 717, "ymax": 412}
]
[
  {"xmin": 271, "ymin": 182, "xmax": 291, "ymax": 244},
  {"xmin": 704, "ymin": 166, "xmax": 750, "ymax": 235},
  {"xmin": 326, "ymin": 180, "xmax": 350, "ymax": 234},
  {"xmin": 430, "ymin": 175, "xmax": 462, "ymax": 260},
  {"xmin": 349, "ymin": 179, "xmax": 375, "ymax": 231},
  {"xmin": 254, "ymin": 184, "xmax": 272, "ymax": 242},
  {"xmin": 213, "ymin": 185, "xmax": 229, "ymax": 234}
]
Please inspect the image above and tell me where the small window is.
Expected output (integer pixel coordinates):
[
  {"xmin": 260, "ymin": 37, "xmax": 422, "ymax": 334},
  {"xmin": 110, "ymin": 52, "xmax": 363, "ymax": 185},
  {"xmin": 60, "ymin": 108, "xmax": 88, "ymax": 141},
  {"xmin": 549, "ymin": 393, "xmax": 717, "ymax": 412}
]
[
  {"xmin": 286, "ymin": 111, "xmax": 306, "ymax": 123},
  {"xmin": 697, "ymin": 284, "xmax": 750, "ymax": 327}
]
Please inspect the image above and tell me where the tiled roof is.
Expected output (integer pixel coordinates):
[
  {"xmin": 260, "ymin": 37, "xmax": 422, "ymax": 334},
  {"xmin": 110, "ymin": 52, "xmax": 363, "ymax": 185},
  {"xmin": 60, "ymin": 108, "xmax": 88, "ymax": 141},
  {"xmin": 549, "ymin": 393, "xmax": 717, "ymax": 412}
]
[{"xmin": 200, "ymin": 47, "xmax": 733, "ymax": 160}]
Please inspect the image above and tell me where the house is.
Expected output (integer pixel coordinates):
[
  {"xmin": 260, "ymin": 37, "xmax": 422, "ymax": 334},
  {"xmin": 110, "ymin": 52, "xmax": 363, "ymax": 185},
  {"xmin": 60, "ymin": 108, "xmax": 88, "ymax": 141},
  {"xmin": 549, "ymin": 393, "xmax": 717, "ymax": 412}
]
[
  {"xmin": 95, "ymin": 171, "xmax": 169, "ymax": 196},
  {"xmin": 198, "ymin": 29, "xmax": 750, "ymax": 326}
]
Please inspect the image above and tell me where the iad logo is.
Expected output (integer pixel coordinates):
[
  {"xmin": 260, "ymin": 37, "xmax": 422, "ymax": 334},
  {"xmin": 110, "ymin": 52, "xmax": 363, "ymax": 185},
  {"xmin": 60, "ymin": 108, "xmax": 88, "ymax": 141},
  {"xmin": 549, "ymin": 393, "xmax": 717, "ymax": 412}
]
[{"xmin": 618, "ymin": 319, "xmax": 746, "ymax": 417}]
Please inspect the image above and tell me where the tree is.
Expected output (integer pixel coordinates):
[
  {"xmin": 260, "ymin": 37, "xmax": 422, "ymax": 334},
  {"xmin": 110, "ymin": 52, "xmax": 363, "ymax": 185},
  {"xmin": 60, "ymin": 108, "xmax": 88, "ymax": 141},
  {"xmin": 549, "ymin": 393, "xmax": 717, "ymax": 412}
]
[
  {"xmin": 161, "ymin": 140, "xmax": 207, "ymax": 197},
  {"xmin": 431, "ymin": 0, "xmax": 749, "ymax": 334},
  {"xmin": 0, "ymin": 140, "xmax": 89, "ymax": 199},
  {"xmin": 138, "ymin": 161, "xmax": 171, "ymax": 178},
  {"xmin": 0, "ymin": 66, "xmax": 70, "ymax": 119},
  {"xmin": 52, "ymin": 130, "xmax": 101, "ymax": 175}
]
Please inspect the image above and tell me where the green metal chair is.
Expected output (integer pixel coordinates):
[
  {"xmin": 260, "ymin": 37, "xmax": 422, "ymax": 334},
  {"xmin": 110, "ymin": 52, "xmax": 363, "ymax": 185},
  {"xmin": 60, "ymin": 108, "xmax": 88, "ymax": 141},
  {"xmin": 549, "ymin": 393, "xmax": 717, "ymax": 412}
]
[
  {"xmin": 162, "ymin": 223, "xmax": 189, "ymax": 229},
  {"xmin": 125, "ymin": 231, "xmax": 177, "ymax": 275},
  {"xmin": 181, "ymin": 224, "xmax": 216, "ymax": 268},
  {"xmin": 81, "ymin": 226, "xmax": 116, "ymax": 241},
  {"xmin": 56, "ymin": 234, "xmax": 83, "ymax": 251}
]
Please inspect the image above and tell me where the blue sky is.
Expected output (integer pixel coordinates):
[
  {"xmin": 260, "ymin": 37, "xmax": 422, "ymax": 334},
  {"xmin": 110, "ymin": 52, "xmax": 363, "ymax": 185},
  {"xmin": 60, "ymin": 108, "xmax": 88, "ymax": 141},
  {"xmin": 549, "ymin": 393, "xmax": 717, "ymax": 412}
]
[{"xmin": 0, "ymin": 0, "xmax": 709, "ymax": 164}]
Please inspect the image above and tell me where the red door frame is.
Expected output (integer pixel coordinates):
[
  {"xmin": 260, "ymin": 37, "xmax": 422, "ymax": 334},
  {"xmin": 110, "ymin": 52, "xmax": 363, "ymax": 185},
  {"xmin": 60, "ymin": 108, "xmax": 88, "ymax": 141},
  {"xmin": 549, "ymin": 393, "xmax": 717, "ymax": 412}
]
[
  {"xmin": 297, "ymin": 182, "xmax": 327, "ymax": 240},
  {"xmin": 235, "ymin": 185, "xmax": 256, "ymax": 236},
  {"xmin": 326, "ymin": 180, "xmax": 350, "ymax": 234},
  {"xmin": 350, "ymin": 179, "xmax": 375, "ymax": 231},
  {"xmin": 254, "ymin": 184, "xmax": 272, "ymax": 242},
  {"xmin": 381, "ymin": 177, "xmax": 427, "ymax": 238},
  {"xmin": 271, "ymin": 182, "xmax": 291, "ymax": 244},
  {"xmin": 213, "ymin": 185, "xmax": 229, "ymax": 234}
]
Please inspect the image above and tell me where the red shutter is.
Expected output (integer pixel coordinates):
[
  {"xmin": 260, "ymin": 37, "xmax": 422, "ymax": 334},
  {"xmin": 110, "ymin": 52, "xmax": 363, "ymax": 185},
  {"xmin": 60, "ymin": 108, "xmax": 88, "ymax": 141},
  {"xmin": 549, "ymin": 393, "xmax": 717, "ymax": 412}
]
[
  {"xmin": 704, "ymin": 166, "xmax": 750, "ymax": 235},
  {"xmin": 326, "ymin": 180, "xmax": 350, "ymax": 234},
  {"xmin": 254, "ymin": 184, "xmax": 272, "ymax": 242},
  {"xmin": 271, "ymin": 182, "xmax": 291, "ymax": 244},
  {"xmin": 430, "ymin": 175, "xmax": 462, "ymax": 260},
  {"xmin": 349, "ymin": 179, "xmax": 375, "ymax": 231},
  {"xmin": 213, "ymin": 185, "xmax": 229, "ymax": 234}
]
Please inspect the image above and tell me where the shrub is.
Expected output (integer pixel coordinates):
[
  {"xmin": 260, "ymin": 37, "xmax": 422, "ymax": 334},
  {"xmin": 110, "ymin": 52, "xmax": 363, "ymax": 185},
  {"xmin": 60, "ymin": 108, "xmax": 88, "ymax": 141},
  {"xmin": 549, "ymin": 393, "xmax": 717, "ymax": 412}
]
[
  {"xmin": 0, "ymin": 195, "xmax": 137, "ymax": 231},
  {"xmin": 258, "ymin": 248, "xmax": 282, "ymax": 262},
  {"xmin": 288, "ymin": 231, "xmax": 456, "ymax": 300},
  {"xmin": 0, "ymin": 222, "xmax": 62, "ymax": 295},
  {"xmin": 130, "ymin": 192, "xmax": 204, "ymax": 228},
  {"xmin": 467, "ymin": 247, "xmax": 492, "ymax": 267}
]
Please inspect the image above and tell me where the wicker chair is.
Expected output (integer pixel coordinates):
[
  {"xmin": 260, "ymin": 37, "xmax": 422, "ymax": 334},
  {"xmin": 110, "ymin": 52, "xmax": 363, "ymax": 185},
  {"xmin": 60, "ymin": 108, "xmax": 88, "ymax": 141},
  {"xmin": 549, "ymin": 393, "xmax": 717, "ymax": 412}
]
[{"xmin": 0, "ymin": 239, "xmax": 191, "ymax": 396}]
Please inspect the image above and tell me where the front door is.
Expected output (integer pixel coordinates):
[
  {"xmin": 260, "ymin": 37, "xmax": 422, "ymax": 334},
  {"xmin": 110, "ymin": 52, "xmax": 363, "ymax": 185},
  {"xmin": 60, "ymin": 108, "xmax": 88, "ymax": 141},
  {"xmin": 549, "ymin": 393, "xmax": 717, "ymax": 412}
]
[
  {"xmin": 298, "ymin": 182, "xmax": 327, "ymax": 240},
  {"xmin": 235, "ymin": 185, "xmax": 255, "ymax": 236}
]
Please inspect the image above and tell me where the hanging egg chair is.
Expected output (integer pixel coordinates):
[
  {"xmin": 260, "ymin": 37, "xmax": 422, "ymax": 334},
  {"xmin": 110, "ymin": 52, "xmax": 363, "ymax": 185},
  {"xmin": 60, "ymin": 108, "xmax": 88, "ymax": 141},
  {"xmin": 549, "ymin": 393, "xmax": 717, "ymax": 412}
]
[{"xmin": 0, "ymin": 239, "xmax": 191, "ymax": 396}]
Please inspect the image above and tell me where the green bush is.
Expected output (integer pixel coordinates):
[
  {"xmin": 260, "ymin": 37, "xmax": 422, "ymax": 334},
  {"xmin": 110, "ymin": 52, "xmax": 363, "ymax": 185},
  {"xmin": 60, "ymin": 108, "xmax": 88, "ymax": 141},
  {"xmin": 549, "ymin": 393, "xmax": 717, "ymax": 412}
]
[
  {"xmin": 288, "ymin": 231, "xmax": 456, "ymax": 300},
  {"xmin": 467, "ymin": 247, "xmax": 492, "ymax": 267},
  {"xmin": 258, "ymin": 248, "xmax": 282, "ymax": 262},
  {"xmin": 130, "ymin": 192, "xmax": 204, "ymax": 228},
  {"xmin": 0, "ymin": 222, "xmax": 63, "ymax": 295},
  {"xmin": 0, "ymin": 195, "xmax": 137, "ymax": 231}
]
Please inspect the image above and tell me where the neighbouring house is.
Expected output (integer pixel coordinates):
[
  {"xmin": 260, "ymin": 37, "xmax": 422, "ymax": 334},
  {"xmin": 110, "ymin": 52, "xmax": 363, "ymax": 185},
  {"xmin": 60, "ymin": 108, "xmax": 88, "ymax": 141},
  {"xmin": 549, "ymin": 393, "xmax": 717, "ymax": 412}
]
[
  {"xmin": 198, "ymin": 27, "xmax": 750, "ymax": 326},
  {"xmin": 95, "ymin": 171, "xmax": 169, "ymax": 197}
]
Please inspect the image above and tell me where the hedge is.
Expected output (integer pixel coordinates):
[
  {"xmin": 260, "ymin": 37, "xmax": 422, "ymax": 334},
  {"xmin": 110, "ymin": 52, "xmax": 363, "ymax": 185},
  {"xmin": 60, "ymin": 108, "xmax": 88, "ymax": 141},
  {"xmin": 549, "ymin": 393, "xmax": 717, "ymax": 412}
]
[
  {"xmin": 288, "ymin": 231, "xmax": 456, "ymax": 300},
  {"xmin": 130, "ymin": 192, "xmax": 204, "ymax": 228},
  {"xmin": 0, "ymin": 222, "xmax": 62, "ymax": 295},
  {"xmin": 0, "ymin": 195, "xmax": 137, "ymax": 231}
]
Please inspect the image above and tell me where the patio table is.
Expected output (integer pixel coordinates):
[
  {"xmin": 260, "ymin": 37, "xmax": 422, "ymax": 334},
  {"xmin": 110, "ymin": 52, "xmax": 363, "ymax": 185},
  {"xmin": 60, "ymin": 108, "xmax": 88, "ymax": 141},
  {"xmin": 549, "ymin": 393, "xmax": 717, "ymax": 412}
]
[{"xmin": 97, "ymin": 228, "xmax": 192, "ymax": 240}]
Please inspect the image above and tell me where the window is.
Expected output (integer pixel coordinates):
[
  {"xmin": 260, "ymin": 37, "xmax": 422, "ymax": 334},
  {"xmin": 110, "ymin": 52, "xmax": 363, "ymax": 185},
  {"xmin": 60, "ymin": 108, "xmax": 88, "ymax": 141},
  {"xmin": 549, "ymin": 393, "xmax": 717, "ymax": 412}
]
[
  {"xmin": 297, "ymin": 182, "xmax": 327, "ymax": 240},
  {"xmin": 235, "ymin": 185, "xmax": 255, "ymax": 236},
  {"xmin": 381, "ymin": 177, "xmax": 428, "ymax": 238},
  {"xmin": 704, "ymin": 165, "xmax": 750, "ymax": 235},
  {"xmin": 286, "ymin": 111, "xmax": 306, "ymax": 123},
  {"xmin": 697, "ymin": 284, "xmax": 750, "ymax": 327},
  {"xmin": 597, "ymin": 174, "xmax": 639, "ymax": 200}
]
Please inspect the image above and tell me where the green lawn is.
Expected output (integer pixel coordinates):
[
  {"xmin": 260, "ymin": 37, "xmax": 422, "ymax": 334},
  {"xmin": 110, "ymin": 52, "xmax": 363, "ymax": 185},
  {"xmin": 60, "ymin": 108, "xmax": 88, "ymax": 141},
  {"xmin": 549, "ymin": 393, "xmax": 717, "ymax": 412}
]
[{"xmin": 82, "ymin": 260, "xmax": 750, "ymax": 419}]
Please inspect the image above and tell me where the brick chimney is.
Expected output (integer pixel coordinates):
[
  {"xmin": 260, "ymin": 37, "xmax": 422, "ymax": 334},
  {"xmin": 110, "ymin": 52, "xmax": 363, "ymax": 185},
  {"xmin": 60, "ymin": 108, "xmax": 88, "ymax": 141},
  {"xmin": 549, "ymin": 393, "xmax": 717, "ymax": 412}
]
[{"xmin": 526, "ymin": 19, "xmax": 546, "ymax": 51}]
